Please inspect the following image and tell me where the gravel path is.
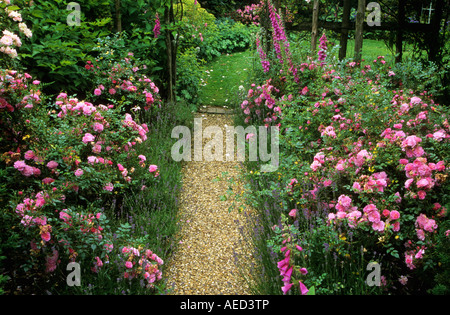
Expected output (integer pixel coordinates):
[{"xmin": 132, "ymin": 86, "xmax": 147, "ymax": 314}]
[{"xmin": 164, "ymin": 110, "xmax": 256, "ymax": 295}]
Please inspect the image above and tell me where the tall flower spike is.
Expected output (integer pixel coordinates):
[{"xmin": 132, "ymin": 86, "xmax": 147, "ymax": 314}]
[
  {"xmin": 153, "ymin": 14, "xmax": 161, "ymax": 39},
  {"xmin": 318, "ymin": 32, "xmax": 328, "ymax": 65}
]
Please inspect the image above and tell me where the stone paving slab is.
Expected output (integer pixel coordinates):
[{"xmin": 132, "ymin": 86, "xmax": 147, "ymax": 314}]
[{"xmin": 197, "ymin": 106, "xmax": 234, "ymax": 115}]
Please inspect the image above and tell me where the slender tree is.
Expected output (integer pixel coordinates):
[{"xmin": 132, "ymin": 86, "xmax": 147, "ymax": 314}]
[
  {"xmin": 339, "ymin": 0, "xmax": 351, "ymax": 60},
  {"xmin": 310, "ymin": 0, "xmax": 320, "ymax": 55},
  {"xmin": 164, "ymin": 0, "xmax": 176, "ymax": 104},
  {"xmin": 395, "ymin": 0, "xmax": 406, "ymax": 63},
  {"xmin": 354, "ymin": 0, "xmax": 366, "ymax": 63},
  {"xmin": 115, "ymin": 0, "xmax": 122, "ymax": 32}
]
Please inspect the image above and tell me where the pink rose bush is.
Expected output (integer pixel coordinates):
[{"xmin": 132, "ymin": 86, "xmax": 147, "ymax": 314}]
[
  {"xmin": 84, "ymin": 53, "xmax": 161, "ymax": 112},
  {"xmin": 240, "ymin": 79, "xmax": 283, "ymax": 127},
  {"xmin": 241, "ymin": 23, "xmax": 449, "ymax": 293},
  {"xmin": 234, "ymin": 2, "xmax": 262, "ymax": 26},
  {"xmin": 119, "ymin": 245, "xmax": 164, "ymax": 289},
  {"xmin": 1, "ymin": 67, "xmax": 164, "ymax": 292}
]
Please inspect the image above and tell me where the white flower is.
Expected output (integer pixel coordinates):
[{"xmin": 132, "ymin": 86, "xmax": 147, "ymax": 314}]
[{"xmin": 0, "ymin": 35, "xmax": 13, "ymax": 46}]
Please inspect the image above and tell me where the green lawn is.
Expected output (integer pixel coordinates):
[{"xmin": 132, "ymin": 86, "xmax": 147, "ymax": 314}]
[
  {"xmin": 198, "ymin": 50, "xmax": 254, "ymax": 107},
  {"xmin": 337, "ymin": 38, "xmax": 414, "ymax": 63},
  {"xmin": 197, "ymin": 38, "xmax": 416, "ymax": 108}
]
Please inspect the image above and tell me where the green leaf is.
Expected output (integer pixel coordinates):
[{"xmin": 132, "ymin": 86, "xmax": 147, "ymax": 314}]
[
  {"xmin": 307, "ymin": 285, "xmax": 316, "ymax": 295},
  {"xmin": 31, "ymin": 9, "xmax": 45, "ymax": 18},
  {"xmin": 6, "ymin": 5, "xmax": 20, "ymax": 10}
]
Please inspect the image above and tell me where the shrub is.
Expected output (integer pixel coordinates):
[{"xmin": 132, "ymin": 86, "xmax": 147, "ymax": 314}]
[
  {"xmin": 198, "ymin": 18, "xmax": 256, "ymax": 62},
  {"xmin": 176, "ymin": 47, "xmax": 205, "ymax": 106},
  {"xmin": 0, "ymin": 67, "xmax": 166, "ymax": 293},
  {"xmin": 237, "ymin": 25, "xmax": 450, "ymax": 294},
  {"xmin": 0, "ymin": 0, "xmax": 33, "ymax": 69},
  {"xmin": 83, "ymin": 47, "xmax": 162, "ymax": 119},
  {"xmin": 18, "ymin": 0, "xmax": 111, "ymax": 96}
]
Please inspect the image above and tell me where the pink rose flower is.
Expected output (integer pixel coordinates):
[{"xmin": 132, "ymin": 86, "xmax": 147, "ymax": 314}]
[
  {"xmin": 288, "ymin": 209, "xmax": 297, "ymax": 219},
  {"xmin": 372, "ymin": 220, "xmax": 385, "ymax": 232},
  {"xmin": 410, "ymin": 96, "xmax": 421, "ymax": 105},
  {"xmin": 389, "ymin": 210, "xmax": 400, "ymax": 220},
  {"xmin": 42, "ymin": 177, "xmax": 55, "ymax": 184},
  {"xmin": 14, "ymin": 160, "xmax": 27, "ymax": 171},
  {"xmin": 368, "ymin": 210, "xmax": 380, "ymax": 223},
  {"xmin": 432, "ymin": 130, "xmax": 446, "ymax": 141},
  {"xmin": 93, "ymin": 123, "xmax": 104, "ymax": 132},
  {"xmin": 24, "ymin": 150, "xmax": 35, "ymax": 160},
  {"xmin": 74, "ymin": 168, "xmax": 83, "ymax": 177},
  {"xmin": 82, "ymin": 133, "xmax": 95, "ymax": 143}
]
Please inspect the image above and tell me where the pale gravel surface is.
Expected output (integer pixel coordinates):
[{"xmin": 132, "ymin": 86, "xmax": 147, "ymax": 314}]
[{"xmin": 164, "ymin": 110, "xmax": 257, "ymax": 295}]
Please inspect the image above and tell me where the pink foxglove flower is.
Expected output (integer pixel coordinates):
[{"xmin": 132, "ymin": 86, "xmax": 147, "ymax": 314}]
[
  {"xmin": 153, "ymin": 14, "xmax": 161, "ymax": 39},
  {"xmin": 299, "ymin": 281, "xmax": 309, "ymax": 295}
]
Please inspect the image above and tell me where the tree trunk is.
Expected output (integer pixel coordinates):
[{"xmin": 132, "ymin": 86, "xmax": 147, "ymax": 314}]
[
  {"xmin": 115, "ymin": 0, "xmax": 122, "ymax": 32},
  {"xmin": 395, "ymin": 0, "xmax": 405, "ymax": 63},
  {"xmin": 170, "ymin": 2, "xmax": 177, "ymax": 93},
  {"xmin": 339, "ymin": 0, "xmax": 351, "ymax": 60},
  {"xmin": 428, "ymin": 0, "xmax": 444, "ymax": 63},
  {"xmin": 310, "ymin": 0, "xmax": 320, "ymax": 55},
  {"xmin": 354, "ymin": 0, "xmax": 366, "ymax": 63},
  {"xmin": 164, "ymin": 6, "xmax": 174, "ymax": 103},
  {"xmin": 164, "ymin": 0, "xmax": 176, "ymax": 104}
]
